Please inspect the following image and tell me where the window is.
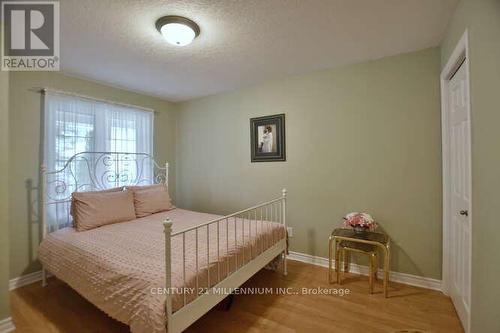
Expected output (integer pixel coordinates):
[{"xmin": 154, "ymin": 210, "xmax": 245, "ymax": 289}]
[
  {"xmin": 43, "ymin": 92, "xmax": 154, "ymax": 229},
  {"xmin": 44, "ymin": 91, "xmax": 154, "ymax": 171}
]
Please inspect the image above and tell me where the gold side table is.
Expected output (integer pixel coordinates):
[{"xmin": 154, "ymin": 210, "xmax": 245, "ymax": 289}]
[{"xmin": 328, "ymin": 228, "xmax": 391, "ymax": 297}]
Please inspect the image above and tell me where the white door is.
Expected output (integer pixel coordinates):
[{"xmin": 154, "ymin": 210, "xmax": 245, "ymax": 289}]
[{"xmin": 447, "ymin": 60, "xmax": 471, "ymax": 330}]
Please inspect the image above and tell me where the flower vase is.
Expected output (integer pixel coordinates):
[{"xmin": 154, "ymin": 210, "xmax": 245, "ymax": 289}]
[{"xmin": 353, "ymin": 226, "xmax": 368, "ymax": 235}]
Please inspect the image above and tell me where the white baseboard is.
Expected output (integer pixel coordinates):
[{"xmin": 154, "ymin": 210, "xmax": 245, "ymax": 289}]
[
  {"xmin": 9, "ymin": 270, "xmax": 43, "ymax": 291},
  {"xmin": 0, "ymin": 317, "xmax": 15, "ymax": 333},
  {"xmin": 10, "ymin": 253, "xmax": 442, "ymax": 292},
  {"xmin": 288, "ymin": 251, "xmax": 442, "ymax": 291}
]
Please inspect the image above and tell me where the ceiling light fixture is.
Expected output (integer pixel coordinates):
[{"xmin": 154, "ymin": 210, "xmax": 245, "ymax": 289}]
[{"xmin": 155, "ymin": 16, "xmax": 200, "ymax": 46}]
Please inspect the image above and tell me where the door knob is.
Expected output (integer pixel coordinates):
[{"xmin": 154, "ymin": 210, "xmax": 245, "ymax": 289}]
[{"xmin": 459, "ymin": 210, "xmax": 469, "ymax": 217}]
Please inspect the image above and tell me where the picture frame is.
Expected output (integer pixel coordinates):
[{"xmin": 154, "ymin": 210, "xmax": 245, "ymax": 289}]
[{"xmin": 250, "ymin": 114, "xmax": 286, "ymax": 162}]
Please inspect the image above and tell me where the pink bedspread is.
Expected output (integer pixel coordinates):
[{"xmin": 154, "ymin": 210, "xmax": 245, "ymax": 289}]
[{"xmin": 38, "ymin": 208, "xmax": 285, "ymax": 333}]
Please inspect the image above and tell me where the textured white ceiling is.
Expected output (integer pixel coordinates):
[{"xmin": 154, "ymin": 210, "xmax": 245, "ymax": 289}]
[{"xmin": 60, "ymin": 0, "xmax": 458, "ymax": 102}]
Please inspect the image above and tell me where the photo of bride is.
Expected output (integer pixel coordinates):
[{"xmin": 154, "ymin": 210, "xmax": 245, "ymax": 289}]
[
  {"xmin": 250, "ymin": 114, "xmax": 285, "ymax": 162},
  {"xmin": 258, "ymin": 125, "xmax": 276, "ymax": 153}
]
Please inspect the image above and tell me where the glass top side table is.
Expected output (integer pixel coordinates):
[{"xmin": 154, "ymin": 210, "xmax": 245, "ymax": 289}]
[{"xmin": 328, "ymin": 228, "xmax": 391, "ymax": 297}]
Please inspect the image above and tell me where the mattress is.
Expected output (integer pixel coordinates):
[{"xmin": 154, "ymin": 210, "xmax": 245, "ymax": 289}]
[{"xmin": 38, "ymin": 208, "xmax": 285, "ymax": 333}]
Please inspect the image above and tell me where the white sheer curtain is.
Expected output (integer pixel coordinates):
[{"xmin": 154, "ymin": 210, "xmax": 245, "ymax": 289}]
[{"xmin": 43, "ymin": 91, "xmax": 154, "ymax": 230}]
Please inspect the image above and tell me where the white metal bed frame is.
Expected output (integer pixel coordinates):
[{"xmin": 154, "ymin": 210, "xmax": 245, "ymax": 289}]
[{"xmin": 40, "ymin": 151, "xmax": 287, "ymax": 333}]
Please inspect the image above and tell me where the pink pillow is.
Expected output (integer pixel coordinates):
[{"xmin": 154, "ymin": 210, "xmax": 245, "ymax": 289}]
[
  {"xmin": 132, "ymin": 185, "xmax": 174, "ymax": 218},
  {"xmin": 72, "ymin": 190, "xmax": 136, "ymax": 231},
  {"xmin": 70, "ymin": 187, "xmax": 123, "ymax": 218}
]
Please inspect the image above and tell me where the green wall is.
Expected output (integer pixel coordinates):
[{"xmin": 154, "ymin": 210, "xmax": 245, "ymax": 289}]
[
  {"xmin": 175, "ymin": 48, "xmax": 443, "ymax": 279},
  {"xmin": 0, "ymin": 67, "xmax": 11, "ymax": 321},
  {"xmin": 441, "ymin": 0, "xmax": 500, "ymax": 331},
  {"xmin": 8, "ymin": 72, "xmax": 177, "ymax": 279}
]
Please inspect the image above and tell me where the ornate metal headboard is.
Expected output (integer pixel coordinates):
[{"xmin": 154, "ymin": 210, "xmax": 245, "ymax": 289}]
[{"xmin": 40, "ymin": 151, "xmax": 168, "ymax": 235}]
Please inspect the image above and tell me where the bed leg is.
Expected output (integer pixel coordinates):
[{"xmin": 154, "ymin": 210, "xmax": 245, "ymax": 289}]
[
  {"xmin": 283, "ymin": 251, "xmax": 288, "ymax": 276},
  {"xmin": 164, "ymin": 219, "xmax": 173, "ymax": 333},
  {"xmin": 281, "ymin": 189, "xmax": 288, "ymax": 276},
  {"xmin": 42, "ymin": 268, "xmax": 47, "ymax": 287}
]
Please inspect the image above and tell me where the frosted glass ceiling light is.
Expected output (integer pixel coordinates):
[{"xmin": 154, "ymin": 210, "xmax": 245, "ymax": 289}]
[{"xmin": 156, "ymin": 16, "xmax": 200, "ymax": 46}]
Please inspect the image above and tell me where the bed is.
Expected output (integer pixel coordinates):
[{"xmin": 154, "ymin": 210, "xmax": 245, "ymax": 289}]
[{"xmin": 38, "ymin": 152, "xmax": 287, "ymax": 333}]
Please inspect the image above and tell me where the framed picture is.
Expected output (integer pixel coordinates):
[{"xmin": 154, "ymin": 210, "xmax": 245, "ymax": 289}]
[{"xmin": 250, "ymin": 114, "xmax": 286, "ymax": 162}]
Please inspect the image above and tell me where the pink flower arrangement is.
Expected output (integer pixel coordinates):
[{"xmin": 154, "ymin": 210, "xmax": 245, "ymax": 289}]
[{"xmin": 343, "ymin": 212, "xmax": 377, "ymax": 231}]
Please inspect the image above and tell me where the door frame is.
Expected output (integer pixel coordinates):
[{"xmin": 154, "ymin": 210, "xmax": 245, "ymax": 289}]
[{"xmin": 440, "ymin": 30, "xmax": 472, "ymax": 333}]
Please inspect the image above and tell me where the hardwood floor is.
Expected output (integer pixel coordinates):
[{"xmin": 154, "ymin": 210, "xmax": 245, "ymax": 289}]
[{"xmin": 10, "ymin": 260, "xmax": 463, "ymax": 333}]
